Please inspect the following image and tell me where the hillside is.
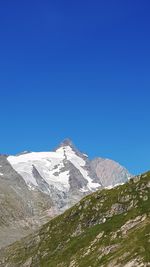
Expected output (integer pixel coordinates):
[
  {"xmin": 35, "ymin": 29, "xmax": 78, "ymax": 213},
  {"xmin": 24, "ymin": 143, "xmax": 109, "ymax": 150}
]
[{"xmin": 0, "ymin": 171, "xmax": 149, "ymax": 267}]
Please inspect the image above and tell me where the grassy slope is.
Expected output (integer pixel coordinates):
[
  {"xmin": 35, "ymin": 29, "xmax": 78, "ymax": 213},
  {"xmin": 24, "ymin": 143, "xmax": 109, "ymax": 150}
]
[{"xmin": 0, "ymin": 172, "xmax": 150, "ymax": 267}]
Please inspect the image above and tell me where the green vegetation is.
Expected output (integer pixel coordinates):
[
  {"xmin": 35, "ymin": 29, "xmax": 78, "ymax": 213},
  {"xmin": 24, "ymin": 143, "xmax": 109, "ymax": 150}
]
[{"xmin": 0, "ymin": 172, "xmax": 150, "ymax": 267}]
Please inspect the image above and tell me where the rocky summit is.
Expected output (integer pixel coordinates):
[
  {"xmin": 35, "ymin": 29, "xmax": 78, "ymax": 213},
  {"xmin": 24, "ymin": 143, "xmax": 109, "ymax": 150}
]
[
  {"xmin": 0, "ymin": 171, "xmax": 149, "ymax": 267},
  {"xmin": 0, "ymin": 139, "xmax": 131, "ymax": 249}
]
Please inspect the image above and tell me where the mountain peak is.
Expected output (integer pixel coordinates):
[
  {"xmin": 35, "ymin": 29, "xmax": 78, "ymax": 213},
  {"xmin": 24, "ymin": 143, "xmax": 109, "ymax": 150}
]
[
  {"xmin": 54, "ymin": 138, "xmax": 77, "ymax": 152},
  {"xmin": 60, "ymin": 138, "xmax": 74, "ymax": 148},
  {"xmin": 55, "ymin": 138, "xmax": 88, "ymax": 160}
]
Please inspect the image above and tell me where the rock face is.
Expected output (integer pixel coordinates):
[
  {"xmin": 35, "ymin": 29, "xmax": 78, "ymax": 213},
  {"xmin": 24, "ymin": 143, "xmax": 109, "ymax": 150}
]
[
  {"xmin": 0, "ymin": 171, "xmax": 150, "ymax": 267},
  {"xmin": 0, "ymin": 155, "xmax": 53, "ymax": 248},
  {"xmin": 0, "ymin": 139, "xmax": 131, "ymax": 248},
  {"xmin": 91, "ymin": 157, "xmax": 131, "ymax": 187}
]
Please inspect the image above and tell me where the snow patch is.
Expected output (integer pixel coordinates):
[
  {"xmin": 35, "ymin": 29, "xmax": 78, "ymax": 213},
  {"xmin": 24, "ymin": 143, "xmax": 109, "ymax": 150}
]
[
  {"xmin": 8, "ymin": 151, "xmax": 70, "ymax": 191},
  {"xmin": 105, "ymin": 182, "xmax": 125, "ymax": 190}
]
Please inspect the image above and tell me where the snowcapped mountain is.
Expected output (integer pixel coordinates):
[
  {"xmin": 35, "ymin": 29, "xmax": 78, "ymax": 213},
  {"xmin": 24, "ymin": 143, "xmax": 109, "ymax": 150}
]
[
  {"xmin": 0, "ymin": 139, "xmax": 131, "ymax": 248},
  {"xmin": 8, "ymin": 140, "xmax": 101, "ymax": 196},
  {"xmin": 6, "ymin": 138, "xmax": 131, "ymax": 211}
]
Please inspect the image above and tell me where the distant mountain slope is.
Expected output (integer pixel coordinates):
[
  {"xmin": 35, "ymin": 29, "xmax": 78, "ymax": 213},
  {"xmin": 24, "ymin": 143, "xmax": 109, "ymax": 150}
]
[
  {"xmin": 91, "ymin": 157, "xmax": 131, "ymax": 187},
  {"xmin": 0, "ymin": 139, "xmax": 131, "ymax": 248},
  {"xmin": 0, "ymin": 171, "xmax": 149, "ymax": 267}
]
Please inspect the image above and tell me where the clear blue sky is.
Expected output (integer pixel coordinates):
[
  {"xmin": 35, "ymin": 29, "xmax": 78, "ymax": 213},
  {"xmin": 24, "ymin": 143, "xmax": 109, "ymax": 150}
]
[{"xmin": 0, "ymin": 0, "xmax": 150, "ymax": 174}]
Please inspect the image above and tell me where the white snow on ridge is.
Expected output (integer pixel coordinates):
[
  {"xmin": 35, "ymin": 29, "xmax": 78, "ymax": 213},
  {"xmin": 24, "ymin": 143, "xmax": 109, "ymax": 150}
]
[
  {"xmin": 8, "ymin": 145, "xmax": 101, "ymax": 193},
  {"xmin": 56, "ymin": 146, "xmax": 100, "ymax": 191},
  {"xmin": 8, "ymin": 151, "xmax": 63, "ymax": 164},
  {"xmin": 8, "ymin": 151, "xmax": 70, "ymax": 191}
]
